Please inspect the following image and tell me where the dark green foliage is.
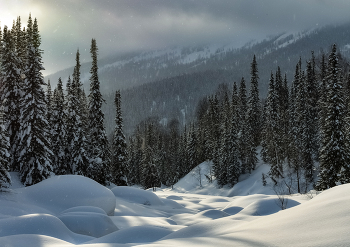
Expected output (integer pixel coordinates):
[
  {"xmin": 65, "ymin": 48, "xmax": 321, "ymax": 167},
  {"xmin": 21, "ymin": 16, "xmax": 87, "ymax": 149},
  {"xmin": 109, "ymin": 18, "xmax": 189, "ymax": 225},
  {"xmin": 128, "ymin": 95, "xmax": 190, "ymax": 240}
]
[
  {"xmin": 18, "ymin": 17, "xmax": 52, "ymax": 186},
  {"xmin": 87, "ymin": 39, "xmax": 111, "ymax": 185},
  {"xmin": 316, "ymin": 44, "xmax": 350, "ymax": 189},
  {"xmin": 0, "ymin": 26, "xmax": 23, "ymax": 172},
  {"xmin": 111, "ymin": 90, "xmax": 127, "ymax": 186},
  {"xmin": 0, "ymin": 114, "xmax": 11, "ymax": 189},
  {"xmin": 51, "ymin": 78, "xmax": 68, "ymax": 175}
]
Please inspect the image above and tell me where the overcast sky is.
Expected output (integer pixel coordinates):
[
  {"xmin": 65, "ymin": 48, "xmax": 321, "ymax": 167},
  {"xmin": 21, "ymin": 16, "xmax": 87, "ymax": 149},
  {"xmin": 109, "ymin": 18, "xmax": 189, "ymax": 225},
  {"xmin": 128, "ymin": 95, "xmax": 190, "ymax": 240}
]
[{"xmin": 1, "ymin": 0, "xmax": 350, "ymax": 76}]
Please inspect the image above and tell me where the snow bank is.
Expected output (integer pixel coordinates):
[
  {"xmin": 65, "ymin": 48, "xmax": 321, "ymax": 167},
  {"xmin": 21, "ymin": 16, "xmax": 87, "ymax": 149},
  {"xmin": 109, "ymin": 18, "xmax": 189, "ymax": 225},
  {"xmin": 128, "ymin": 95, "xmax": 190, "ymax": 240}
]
[
  {"xmin": 0, "ymin": 214, "xmax": 92, "ymax": 244},
  {"xmin": 61, "ymin": 206, "xmax": 107, "ymax": 215},
  {"xmin": 17, "ymin": 175, "xmax": 116, "ymax": 215},
  {"xmin": 238, "ymin": 197, "xmax": 300, "ymax": 216},
  {"xmin": 112, "ymin": 186, "xmax": 164, "ymax": 206},
  {"xmin": 59, "ymin": 212, "xmax": 118, "ymax": 237},
  {"xmin": 157, "ymin": 184, "xmax": 350, "ymax": 246}
]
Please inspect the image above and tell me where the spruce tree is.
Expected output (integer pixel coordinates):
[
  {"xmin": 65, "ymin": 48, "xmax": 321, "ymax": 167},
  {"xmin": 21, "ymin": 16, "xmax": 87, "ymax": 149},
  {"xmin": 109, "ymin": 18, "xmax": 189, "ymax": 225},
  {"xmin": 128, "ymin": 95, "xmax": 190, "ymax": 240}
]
[
  {"xmin": 87, "ymin": 39, "xmax": 111, "ymax": 185},
  {"xmin": 111, "ymin": 90, "xmax": 127, "ymax": 186},
  {"xmin": 317, "ymin": 44, "xmax": 350, "ymax": 189},
  {"xmin": 0, "ymin": 26, "xmax": 23, "ymax": 172},
  {"xmin": 142, "ymin": 123, "xmax": 160, "ymax": 190},
  {"xmin": 51, "ymin": 78, "xmax": 68, "ymax": 174},
  {"xmin": 73, "ymin": 51, "xmax": 90, "ymax": 175},
  {"xmin": 261, "ymin": 72, "xmax": 283, "ymax": 183},
  {"xmin": 288, "ymin": 64, "xmax": 302, "ymax": 193},
  {"xmin": 18, "ymin": 17, "xmax": 52, "ymax": 186},
  {"xmin": 238, "ymin": 77, "xmax": 250, "ymax": 173},
  {"xmin": 187, "ymin": 123, "xmax": 198, "ymax": 172},
  {"xmin": 247, "ymin": 55, "xmax": 261, "ymax": 146},
  {"xmin": 0, "ymin": 108, "xmax": 11, "ymax": 189}
]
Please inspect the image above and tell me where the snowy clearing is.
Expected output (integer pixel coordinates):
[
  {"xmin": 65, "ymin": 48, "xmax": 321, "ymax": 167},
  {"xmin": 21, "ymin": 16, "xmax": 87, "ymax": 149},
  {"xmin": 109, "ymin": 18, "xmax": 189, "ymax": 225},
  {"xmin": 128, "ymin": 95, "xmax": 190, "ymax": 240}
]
[{"xmin": 0, "ymin": 163, "xmax": 349, "ymax": 246}]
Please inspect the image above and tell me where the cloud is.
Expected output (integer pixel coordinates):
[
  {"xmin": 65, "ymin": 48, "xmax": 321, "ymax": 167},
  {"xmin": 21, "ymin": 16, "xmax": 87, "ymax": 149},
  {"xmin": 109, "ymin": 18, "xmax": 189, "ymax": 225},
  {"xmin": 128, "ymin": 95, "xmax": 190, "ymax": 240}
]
[{"xmin": 1, "ymin": 0, "xmax": 350, "ymax": 76}]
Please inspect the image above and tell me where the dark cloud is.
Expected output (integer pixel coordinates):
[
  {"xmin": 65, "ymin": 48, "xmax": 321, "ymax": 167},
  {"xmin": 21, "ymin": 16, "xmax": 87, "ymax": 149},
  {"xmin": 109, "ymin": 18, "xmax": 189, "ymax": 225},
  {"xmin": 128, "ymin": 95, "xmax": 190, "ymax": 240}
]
[{"xmin": 1, "ymin": 0, "xmax": 350, "ymax": 76}]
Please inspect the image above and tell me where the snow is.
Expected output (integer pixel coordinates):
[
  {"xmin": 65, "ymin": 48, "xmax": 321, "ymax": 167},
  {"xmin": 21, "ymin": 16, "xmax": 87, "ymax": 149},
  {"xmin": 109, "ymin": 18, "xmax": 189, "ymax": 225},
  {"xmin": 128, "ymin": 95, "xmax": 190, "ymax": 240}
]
[
  {"xmin": 112, "ymin": 186, "xmax": 164, "ymax": 206},
  {"xmin": 1, "ymin": 163, "xmax": 350, "ymax": 246}
]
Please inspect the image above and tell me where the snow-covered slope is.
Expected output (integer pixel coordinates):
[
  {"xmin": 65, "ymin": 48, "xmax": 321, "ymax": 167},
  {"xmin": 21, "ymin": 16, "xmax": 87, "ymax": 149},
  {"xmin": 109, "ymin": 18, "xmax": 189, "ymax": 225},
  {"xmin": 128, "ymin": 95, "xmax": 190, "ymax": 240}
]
[{"xmin": 0, "ymin": 165, "xmax": 349, "ymax": 246}]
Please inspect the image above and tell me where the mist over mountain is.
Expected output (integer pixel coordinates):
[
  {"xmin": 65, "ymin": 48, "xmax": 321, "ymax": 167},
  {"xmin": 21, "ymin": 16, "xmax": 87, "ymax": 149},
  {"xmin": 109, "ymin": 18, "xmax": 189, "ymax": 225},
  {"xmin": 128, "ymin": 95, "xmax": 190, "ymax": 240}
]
[{"xmin": 46, "ymin": 23, "xmax": 350, "ymax": 137}]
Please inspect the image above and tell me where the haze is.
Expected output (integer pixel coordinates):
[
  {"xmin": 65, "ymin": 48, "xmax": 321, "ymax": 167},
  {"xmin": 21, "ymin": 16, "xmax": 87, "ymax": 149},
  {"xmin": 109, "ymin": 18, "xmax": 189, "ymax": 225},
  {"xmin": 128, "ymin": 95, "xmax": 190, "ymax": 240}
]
[{"xmin": 1, "ymin": 0, "xmax": 350, "ymax": 76}]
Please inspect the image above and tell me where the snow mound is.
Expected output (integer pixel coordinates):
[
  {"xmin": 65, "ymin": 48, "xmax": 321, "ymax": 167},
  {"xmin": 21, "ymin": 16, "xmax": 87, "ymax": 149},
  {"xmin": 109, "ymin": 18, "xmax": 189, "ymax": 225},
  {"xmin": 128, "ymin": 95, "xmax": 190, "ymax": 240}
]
[
  {"xmin": 86, "ymin": 225, "xmax": 174, "ymax": 244},
  {"xmin": 0, "ymin": 214, "xmax": 92, "ymax": 244},
  {"xmin": 18, "ymin": 175, "xmax": 116, "ymax": 215},
  {"xmin": 61, "ymin": 206, "xmax": 107, "ymax": 215},
  {"xmin": 0, "ymin": 234, "xmax": 74, "ymax": 247},
  {"xmin": 0, "ymin": 199, "xmax": 52, "ymax": 217},
  {"xmin": 239, "ymin": 197, "xmax": 300, "ymax": 216},
  {"xmin": 222, "ymin": 206, "xmax": 243, "ymax": 215},
  {"xmin": 171, "ymin": 209, "xmax": 230, "ymax": 226},
  {"xmin": 200, "ymin": 197, "xmax": 230, "ymax": 203},
  {"xmin": 112, "ymin": 186, "xmax": 164, "ymax": 206},
  {"xmin": 196, "ymin": 209, "xmax": 230, "ymax": 219},
  {"xmin": 114, "ymin": 197, "xmax": 167, "ymax": 217},
  {"xmin": 59, "ymin": 212, "xmax": 118, "ymax": 238},
  {"xmin": 160, "ymin": 198, "xmax": 184, "ymax": 209}
]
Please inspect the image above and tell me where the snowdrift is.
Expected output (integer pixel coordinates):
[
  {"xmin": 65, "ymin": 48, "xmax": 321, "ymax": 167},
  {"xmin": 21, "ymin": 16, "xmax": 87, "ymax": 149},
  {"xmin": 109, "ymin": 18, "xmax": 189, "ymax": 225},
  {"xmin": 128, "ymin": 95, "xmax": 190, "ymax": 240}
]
[
  {"xmin": 0, "ymin": 166, "xmax": 350, "ymax": 246},
  {"xmin": 16, "ymin": 175, "xmax": 116, "ymax": 216}
]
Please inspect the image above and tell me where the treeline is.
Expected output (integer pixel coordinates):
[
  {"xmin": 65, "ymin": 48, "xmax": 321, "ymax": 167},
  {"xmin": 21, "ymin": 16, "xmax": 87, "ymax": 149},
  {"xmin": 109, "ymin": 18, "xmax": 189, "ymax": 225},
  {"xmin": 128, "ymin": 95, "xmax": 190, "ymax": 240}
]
[
  {"xmin": 0, "ymin": 15, "xmax": 127, "ymax": 187},
  {"xmin": 126, "ymin": 45, "xmax": 350, "ymax": 192}
]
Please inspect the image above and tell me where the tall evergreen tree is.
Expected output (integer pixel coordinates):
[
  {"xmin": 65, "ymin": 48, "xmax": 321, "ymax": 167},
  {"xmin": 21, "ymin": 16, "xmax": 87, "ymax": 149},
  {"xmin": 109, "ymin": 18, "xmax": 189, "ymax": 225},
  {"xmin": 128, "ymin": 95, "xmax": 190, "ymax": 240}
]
[
  {"xmin": 87, "ymin": 39, "xmax": 111, "ymax": 185},
  {"xmin": 111, "ymin": 90, "xmax": 128, "ymax": 186},
  {"xmin": 46, "ymin": 79, "xmax": 53, "ymax": 125},
  {"xmin": 72, "ymin": 50, "xmax": 89, "ymax": 176},
  {"xmin": 247, "ymin": 55, "xmax": 261, "ymax": 146},
  {"xmin": 142, "ymin": 123, "xmax": 160, "ymax": 190},
  {"xmin": 0, "ymin": 26, "xmax": 23, "ymax": 172},
  {"xmin": 261, "ymin": 72, "xmax": 283, "ymax": 183},
  {"xmin": 18, "ymin": 17, "xmax": 52, "ymax": 186},
  {"xmin": 238, "ymin": 77, "xmax": 250, "ymax": 172},
  {"xmin": 0, "ymin": 108, "xmax": 11, "ymax": 189},
  {"xmin": 51, "ymin": 78, "xmax": 68, "ymax": 174},
  {"xmin": 316, "ymin": 44, "xmax": 350, "ymax": 189}
]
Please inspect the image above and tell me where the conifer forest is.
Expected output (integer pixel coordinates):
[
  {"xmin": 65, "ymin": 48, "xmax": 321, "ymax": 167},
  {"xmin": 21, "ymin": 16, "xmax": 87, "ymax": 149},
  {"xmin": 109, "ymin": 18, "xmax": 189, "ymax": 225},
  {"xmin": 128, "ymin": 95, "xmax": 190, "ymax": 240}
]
[{"xmin": 1, "ymin": 15, "xmax": 350, "ymax": 194}]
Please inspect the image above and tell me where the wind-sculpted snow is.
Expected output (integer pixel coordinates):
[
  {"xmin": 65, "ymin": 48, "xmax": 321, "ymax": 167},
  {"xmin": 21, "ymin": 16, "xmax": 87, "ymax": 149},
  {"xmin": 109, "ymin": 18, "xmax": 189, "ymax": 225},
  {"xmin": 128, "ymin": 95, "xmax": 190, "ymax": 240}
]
[
  {"xmin": 112, "ymin": 186, "xmax": 164, "ymax": 206},
  {"xmin": 1, "ymin": 166, "xmax": 350, "ymax": 246},
  {"xmin": 59, "ymin": 211, "xmax": 118, "ymax": 237},
  {"xmin": 17, "ymin": 175, "xmax": 116, "ymax": 216},
  {"xmin": 86, "ymin": 225, "xmax": 174, "ymax": 244},
  {"xmin": 0, "ymin": 214, "xmax": 93, "ymax": 244}
]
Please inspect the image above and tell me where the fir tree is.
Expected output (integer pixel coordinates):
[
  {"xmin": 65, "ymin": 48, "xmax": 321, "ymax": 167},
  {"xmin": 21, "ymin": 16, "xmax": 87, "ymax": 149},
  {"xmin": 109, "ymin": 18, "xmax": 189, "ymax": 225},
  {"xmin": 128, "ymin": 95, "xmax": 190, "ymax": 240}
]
[
  {"xmin": 247, "ymin": 55, "xmax": 261, "ymax": 146},
  {"xmin": 51, "ymin": 78, "xmax": 68, "ymax": 174},
  {"xmin": 142, "ymin": 123, "xmax": 160, "ymax": 190},
  {"xmin": 0, "ymin": 26, "xmax": 23, "ymax": 172},
  {"xmin": 238, "ymin": 77, "xmax": 250, "ymax": 173},
  {"xmin": 87, "ymin": 39, "xmax": 111, "ymax": 185},
  {"xmin": 111, "ymin": 90, "xmax": 127, "ymax": 186},
  {"xmin": 0, "ymin": 110, "xmax": 11, "ymax": 189},
  {"xmin": 187, "ymin": 123, "xmax": 198, "ymax": 172},
  {"xmin": 65, "ymin": 51, "xmax": 89, "ymax": 176},
  {"xmin": 317, "ymin": 44, "xmax": 350, "ymax": 189},
  {"xmin": 261, "ymin": 72, "xmax": 283, "ymax": 183},
  {"xmin": 18, "ymin": 17, "xmax": 52, "ymax": 186}
]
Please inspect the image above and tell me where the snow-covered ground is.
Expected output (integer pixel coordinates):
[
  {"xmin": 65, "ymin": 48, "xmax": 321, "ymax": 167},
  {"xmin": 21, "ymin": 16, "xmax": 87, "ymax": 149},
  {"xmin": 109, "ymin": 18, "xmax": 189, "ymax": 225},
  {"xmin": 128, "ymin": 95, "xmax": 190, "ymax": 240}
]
[{"xmin": 0, "ymin": 163, "xmax": 349, "ymax": 246}]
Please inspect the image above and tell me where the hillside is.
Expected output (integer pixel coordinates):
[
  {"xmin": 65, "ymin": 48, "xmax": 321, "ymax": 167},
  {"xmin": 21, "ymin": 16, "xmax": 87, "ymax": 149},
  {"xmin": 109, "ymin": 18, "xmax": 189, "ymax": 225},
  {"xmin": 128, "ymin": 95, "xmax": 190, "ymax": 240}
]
[
  {"xmin": 46, "ymin": 23, "xmax": 350, "ymax": 137},
  {"xmin": 46, "ymin": 23, "xmax": 350, "ymax": 95}
]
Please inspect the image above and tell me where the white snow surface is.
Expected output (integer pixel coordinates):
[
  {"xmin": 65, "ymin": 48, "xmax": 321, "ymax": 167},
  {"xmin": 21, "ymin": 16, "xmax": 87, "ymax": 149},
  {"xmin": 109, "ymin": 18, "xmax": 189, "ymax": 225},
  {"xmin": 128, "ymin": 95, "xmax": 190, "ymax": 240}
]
[{"xmin": 1, "ymin": 162, "xmax": 350, "ymax": 246}]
